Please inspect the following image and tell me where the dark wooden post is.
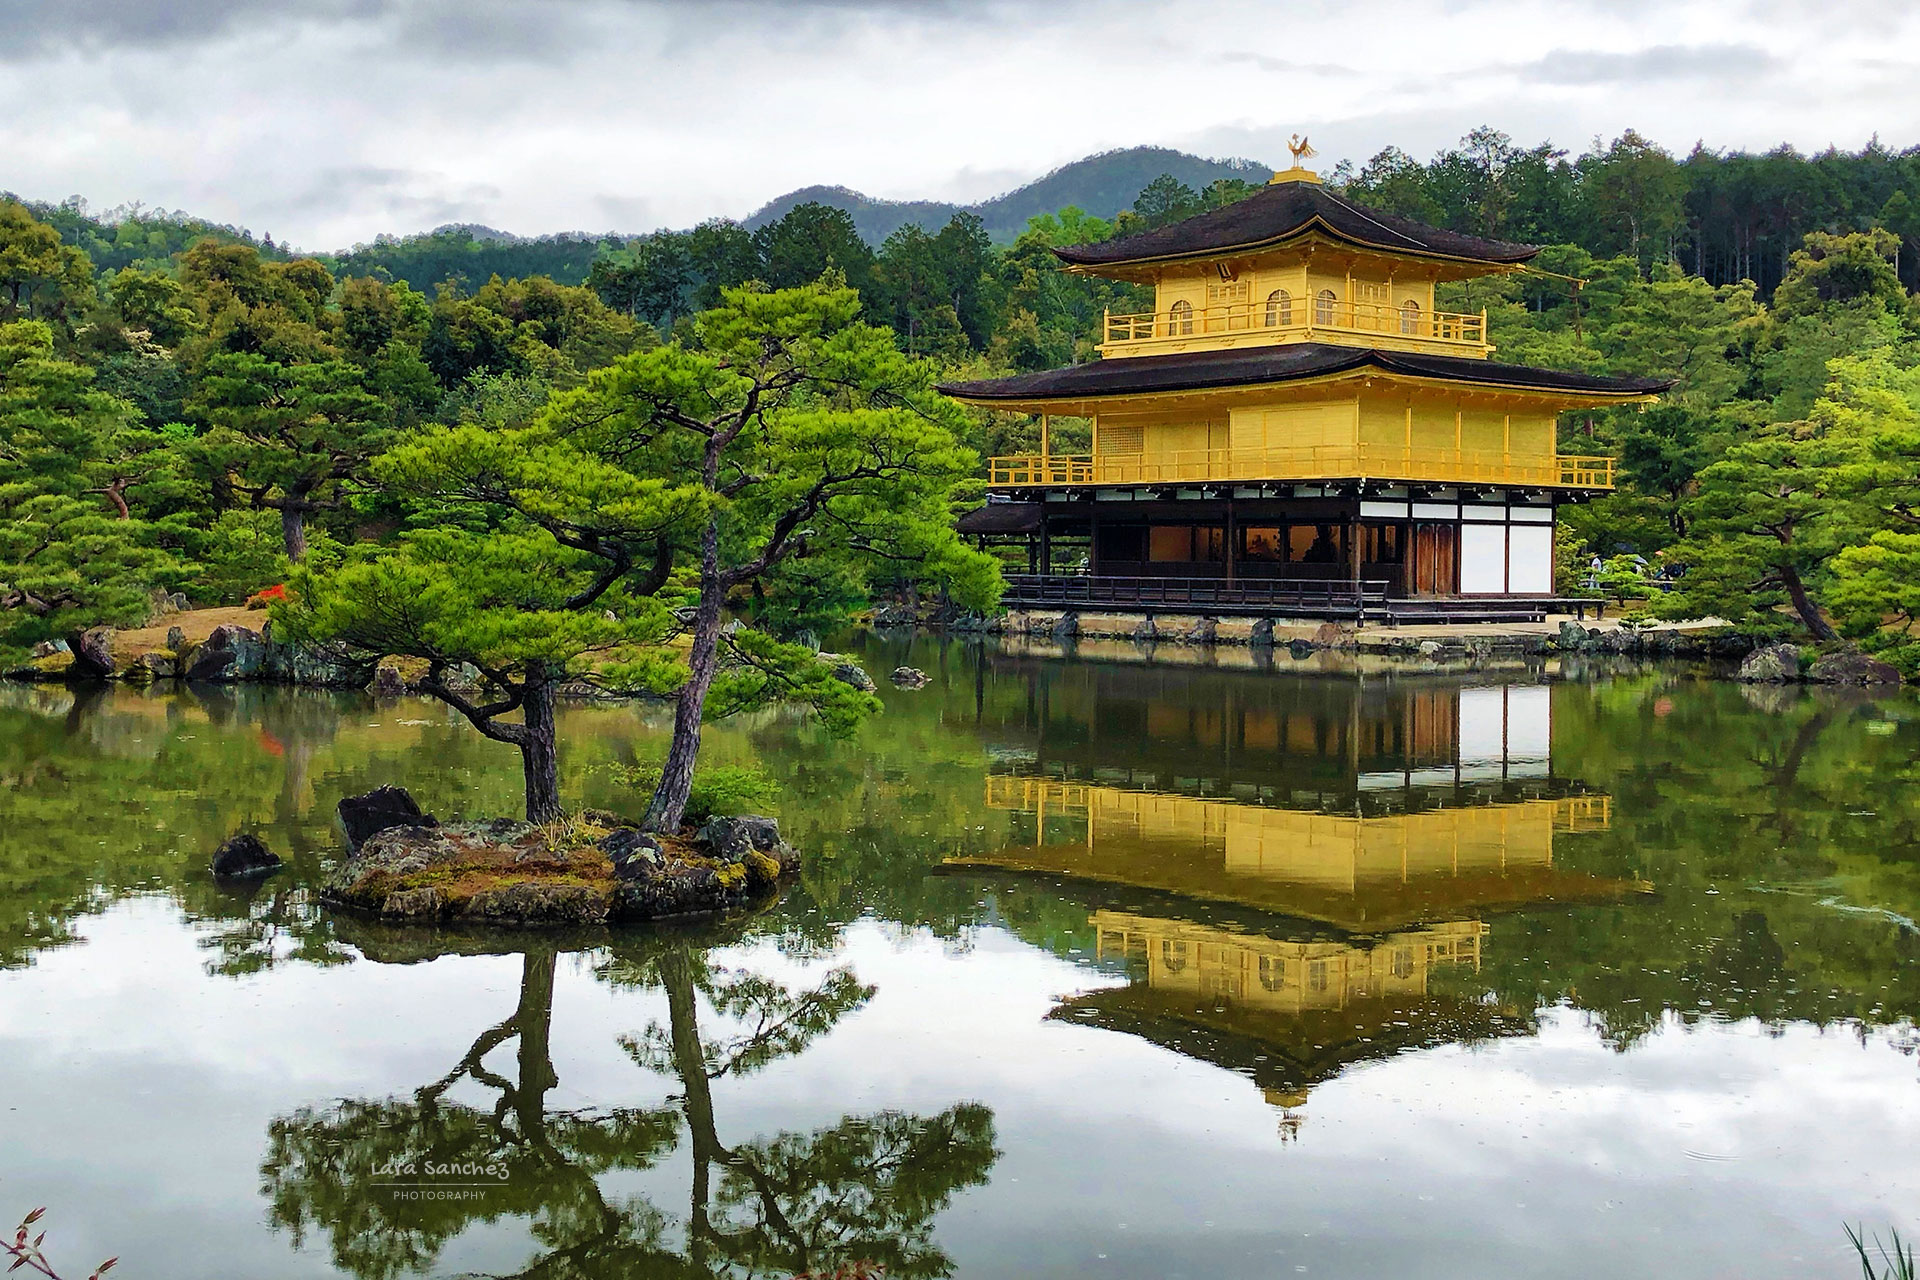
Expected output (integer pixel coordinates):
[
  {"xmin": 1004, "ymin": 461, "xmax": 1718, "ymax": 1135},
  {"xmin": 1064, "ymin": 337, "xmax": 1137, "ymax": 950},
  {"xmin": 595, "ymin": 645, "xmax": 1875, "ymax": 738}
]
[{"xmin": 1225, "ymin": 493, "xmax": 1237, "ymax": 584}]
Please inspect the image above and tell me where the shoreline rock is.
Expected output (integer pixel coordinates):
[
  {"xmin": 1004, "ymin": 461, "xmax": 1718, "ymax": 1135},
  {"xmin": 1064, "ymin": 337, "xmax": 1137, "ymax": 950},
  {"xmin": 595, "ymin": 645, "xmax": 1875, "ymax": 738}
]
[{"xmin": 212, "ymin": 832, "xmax": 283, "ymax": 879}]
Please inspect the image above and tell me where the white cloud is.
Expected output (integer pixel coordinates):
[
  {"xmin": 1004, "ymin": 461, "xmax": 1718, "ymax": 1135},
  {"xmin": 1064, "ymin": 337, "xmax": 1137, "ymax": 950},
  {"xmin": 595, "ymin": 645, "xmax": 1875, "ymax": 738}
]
[{"xmin": 2, "ymin": 0, "xmax": 1916, "ymax": 250}]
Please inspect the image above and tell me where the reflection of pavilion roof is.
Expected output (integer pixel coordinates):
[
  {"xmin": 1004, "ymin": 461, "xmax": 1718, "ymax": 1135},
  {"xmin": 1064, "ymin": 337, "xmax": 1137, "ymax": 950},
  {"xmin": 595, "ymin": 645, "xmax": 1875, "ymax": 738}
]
[
  {"xmin": 958, "ymin": 778, "xmax": 1637, "ymax": 932},
  {"xmin": 1052, "ymin": 982, "xmax": 1531, "ymax": 1101},
  {"xmin": 1048, "ymin": 912, "xmax": 1532, "ymax": 1109}
]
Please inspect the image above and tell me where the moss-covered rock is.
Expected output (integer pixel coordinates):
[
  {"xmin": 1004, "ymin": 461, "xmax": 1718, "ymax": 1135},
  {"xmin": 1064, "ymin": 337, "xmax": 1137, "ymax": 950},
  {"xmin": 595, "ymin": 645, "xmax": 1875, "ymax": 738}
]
[{"xmin": 321, "ymin": 812, "xmax": 800, "ymax": 928}]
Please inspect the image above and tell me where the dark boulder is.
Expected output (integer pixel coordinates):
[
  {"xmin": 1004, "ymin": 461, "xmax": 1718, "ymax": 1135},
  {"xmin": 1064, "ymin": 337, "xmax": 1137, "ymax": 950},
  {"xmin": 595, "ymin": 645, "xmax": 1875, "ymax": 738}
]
[
  {"xmin": 1050, "ymin": 612, "xmax": 1079, "ymax": 642},
  {"xmin": 69, "ymin": 628, "xmax": 116, "ymax": 679},
  {"xmin": 821, "ymin": 655, "xmax": 876, "ymax": 692},
  {"xmin": 338, "ymin": 785, "xmax": 439, "ymax": 853},
  {"xmin": 601, "ymin": 827, "xmax": 666, "ymax": 880},
  {"xmin": 369, "ymin": 663, "xmax": 406, "ymax": 696},
  {"xmin": 1736, "ymin": 643, "xmax": 1801, "ymax": 683},
  {"xmin": 890, "ymin": 665, "xmax": 931, "ymax": 689},
  {"xmin": 211, "ymin": 832, "xmax": 283, "ymax": 879},
  {"xmin": 185, "ymin": 624, "xmax": 269, "ymax": 682},
  {"xmin": 1807, "ymin": 650, "xmax": 1903, "ymax": 686},
  {"xmin": 696, "ymin": 814, "xmax": 787, "ymax": 864}
]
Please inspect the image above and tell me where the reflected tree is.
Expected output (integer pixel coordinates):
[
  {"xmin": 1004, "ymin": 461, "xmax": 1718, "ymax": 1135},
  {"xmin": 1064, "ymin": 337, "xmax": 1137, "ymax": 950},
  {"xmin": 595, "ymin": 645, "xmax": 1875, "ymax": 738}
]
[
  {"xmin": 606, "ymin": 944, "xmax": 997, "ymax": 1279},
  {"xmin": 260, "ymin": 935, "xmax": 998, "ymax": 1279}
]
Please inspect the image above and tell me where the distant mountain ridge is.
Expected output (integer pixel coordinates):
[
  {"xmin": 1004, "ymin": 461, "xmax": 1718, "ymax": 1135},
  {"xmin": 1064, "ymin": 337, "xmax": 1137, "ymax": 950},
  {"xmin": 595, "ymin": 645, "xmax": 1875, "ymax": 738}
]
[{"xmin": 743, "ymin": 146, "xmax": 1273, "ymax": 244}]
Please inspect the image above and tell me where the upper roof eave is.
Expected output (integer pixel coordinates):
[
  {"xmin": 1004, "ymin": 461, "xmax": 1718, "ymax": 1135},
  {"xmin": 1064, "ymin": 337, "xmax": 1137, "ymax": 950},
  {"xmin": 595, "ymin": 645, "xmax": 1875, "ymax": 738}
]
[
  {"xmin": 1055, "ymin": 218, "xmax": 1539, "ymax": 276},
  {"xmin": 1050, "ymin": 181, "xmax": 1541, "ymax": 272},
  {"xmin": 937, "ymin": 343, "xmax": 1673, "ymax": 409}
]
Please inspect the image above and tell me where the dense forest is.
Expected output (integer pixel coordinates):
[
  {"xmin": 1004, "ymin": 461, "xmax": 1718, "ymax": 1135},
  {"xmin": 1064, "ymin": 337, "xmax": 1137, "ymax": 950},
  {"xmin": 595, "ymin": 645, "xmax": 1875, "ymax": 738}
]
[{"xmin": 5, "ymin": 126, "xmax": 1920, "ymax": 669}]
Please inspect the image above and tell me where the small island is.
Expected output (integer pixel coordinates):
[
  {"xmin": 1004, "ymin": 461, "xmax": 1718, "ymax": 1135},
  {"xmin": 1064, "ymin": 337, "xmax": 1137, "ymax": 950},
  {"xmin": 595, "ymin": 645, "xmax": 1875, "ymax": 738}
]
[{"xmin": 321, "ymin": 786, "xmax": 800, "ymax": 926}]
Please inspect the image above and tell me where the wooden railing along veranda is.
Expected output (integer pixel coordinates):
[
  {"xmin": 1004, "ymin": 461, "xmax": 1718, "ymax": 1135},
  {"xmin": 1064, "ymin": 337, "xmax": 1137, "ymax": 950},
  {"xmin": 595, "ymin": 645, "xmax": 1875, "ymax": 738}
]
[
  {"xmin": 987, "ymin": 445, "xmax": 1614, "ymax": 490},
  {"xmin": 1101, "ymin": 297, "xmax": 1490, "ymax": 354}
]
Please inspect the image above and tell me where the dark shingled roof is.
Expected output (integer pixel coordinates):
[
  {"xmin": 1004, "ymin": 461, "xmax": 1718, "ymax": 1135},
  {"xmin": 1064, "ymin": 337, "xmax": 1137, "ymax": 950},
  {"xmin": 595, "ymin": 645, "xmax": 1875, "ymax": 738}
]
[
  {"xmin": 955, "ymin": 501, "xmax": 1044, "ymax": 535},
  {"xmin": 939, "ymin": 343, "xmax": 1671, "ymax": 403},
  {"xmin": 1054, "ymin": 181, "xmax": 1539, "ymax": 269}
]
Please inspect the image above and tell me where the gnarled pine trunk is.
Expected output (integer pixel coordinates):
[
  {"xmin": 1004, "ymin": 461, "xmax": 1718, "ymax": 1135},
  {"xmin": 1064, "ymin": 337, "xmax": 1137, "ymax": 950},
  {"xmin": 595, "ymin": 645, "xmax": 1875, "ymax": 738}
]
[
  {"xmin": 644, "ymin": 520, "xmax": 724, "ymax": 833},
  {"xmin": 519, "ymin": 667, "xmax": 562, "ymax": 823},
  {"xmin": 280, "ymin": 505, "xmax": 308, "ymax": 563},
  {"xmin": 1778, "ymin": 563, "xmax": 1837, "ymax": 642}
]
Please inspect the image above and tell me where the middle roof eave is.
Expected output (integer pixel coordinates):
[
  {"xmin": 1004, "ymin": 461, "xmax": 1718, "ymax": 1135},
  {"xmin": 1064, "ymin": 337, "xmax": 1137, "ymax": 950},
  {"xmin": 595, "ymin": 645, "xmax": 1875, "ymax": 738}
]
[{"xmin": 936, "ymin": 343, "xmax": 1673, "ymax": 407}]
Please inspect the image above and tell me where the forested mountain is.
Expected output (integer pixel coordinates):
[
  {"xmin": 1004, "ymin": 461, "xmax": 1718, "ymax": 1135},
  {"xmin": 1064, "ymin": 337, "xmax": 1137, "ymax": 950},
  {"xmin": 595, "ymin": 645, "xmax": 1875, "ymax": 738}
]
[{"xmin": 742, "ymin": 147, "xmax": 1271, "ymax": 243}]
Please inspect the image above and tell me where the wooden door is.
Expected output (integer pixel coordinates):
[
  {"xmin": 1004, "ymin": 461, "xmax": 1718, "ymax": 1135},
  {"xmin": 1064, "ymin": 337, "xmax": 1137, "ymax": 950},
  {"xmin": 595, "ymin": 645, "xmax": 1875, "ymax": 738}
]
[{"xmin": 1411, "ymin": 523, "xmax": 1457, "ymax": 596}]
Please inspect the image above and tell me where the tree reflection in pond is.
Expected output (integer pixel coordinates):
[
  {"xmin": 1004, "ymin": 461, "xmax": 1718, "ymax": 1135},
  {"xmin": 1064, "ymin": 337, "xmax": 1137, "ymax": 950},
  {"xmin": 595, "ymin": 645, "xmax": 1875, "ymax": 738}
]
[{"xmin": 260, "ymin": 931, "xmax": 998, "ymax": 1279}]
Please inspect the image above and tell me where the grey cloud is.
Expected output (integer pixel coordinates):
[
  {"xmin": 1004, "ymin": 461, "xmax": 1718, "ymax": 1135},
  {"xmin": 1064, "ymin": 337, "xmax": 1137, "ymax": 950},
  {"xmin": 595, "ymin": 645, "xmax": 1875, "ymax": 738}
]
[
  {"xmin": 1, "ymin": 0, "xmax": 390, "ymax": 61},
  {"xmin": 1219, "ymin": 51, "xmax": 1358, "ymax": 76},
  {"xmin": 2, "ymin": 0, "xmax": 1039, "ymax": 63},
  {"xmin": 1511, "ymin": 43, "xmax": 1782, "ymax": 87},
  {"xmin": 273, "ymin": 165, "xmax": 504, "ymax": 230}
]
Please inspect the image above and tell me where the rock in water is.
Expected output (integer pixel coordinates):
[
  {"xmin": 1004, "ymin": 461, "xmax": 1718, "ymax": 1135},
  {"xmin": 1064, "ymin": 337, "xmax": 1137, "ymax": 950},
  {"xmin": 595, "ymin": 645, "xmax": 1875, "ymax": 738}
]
[
  {"xmin": 890, "ymin": 666, "xmax": 931, "ymax": 689},
  {"xmin": 369, "ymin": 663, "xmax": 406, "ymax": 696},
  {"xmin": 697, "ymin": 814, "xmax": 789, "ymax": 863},
  {"xmin": 1807, "ymin": 650, "xmax": 1903, "ymax": 686},
  {"xmin": 211, "ymin": 832, "xmax": 283, "ymax": 878},
  {"xmin": 338, "ymin": 785, "xmax": 440, "ymax": 852},
  {"xmin": 1736, "ymin": 643, "xmax": 1801, "ymax": 683},
  {"xmin": 185, "ymin": 624, "xmax": 268, "ymax": 682},
  {"xmin": 601, "ymin": 827, "xmax": 665, "ymax": 880},
  {"xmin": 821, "ymin": 655, "xmax": 876, "ymax": 692}
]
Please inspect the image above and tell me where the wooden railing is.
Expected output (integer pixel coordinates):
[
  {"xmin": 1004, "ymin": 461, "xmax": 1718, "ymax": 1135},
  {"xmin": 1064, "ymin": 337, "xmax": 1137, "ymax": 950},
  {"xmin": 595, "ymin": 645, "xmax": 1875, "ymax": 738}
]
[
  {"xmin": 1551, "ymin": 794, "xmax": 1613, "ymax": 833},
  {"xmin": 987, "ymin": 776, "xmax": 1614, "ymax": 834},
  {"xmin": 1102, "ymin": 298, "xmax": 1488, "ymax": 354},
  {"xmin": 1001, "ymin": 572, "xmax": 1390, "ymax": 618},
  {"xmin": 987, "ymin": 445, "xmax": 1614, "ymax": 489}
]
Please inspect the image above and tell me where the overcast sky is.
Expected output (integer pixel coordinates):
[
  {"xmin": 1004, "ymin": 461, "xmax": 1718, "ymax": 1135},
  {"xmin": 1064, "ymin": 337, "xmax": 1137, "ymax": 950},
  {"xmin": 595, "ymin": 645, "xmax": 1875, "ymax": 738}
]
[{"xmin": 4, "ymin": 0, "xmax": 1917, "ymax": 251}]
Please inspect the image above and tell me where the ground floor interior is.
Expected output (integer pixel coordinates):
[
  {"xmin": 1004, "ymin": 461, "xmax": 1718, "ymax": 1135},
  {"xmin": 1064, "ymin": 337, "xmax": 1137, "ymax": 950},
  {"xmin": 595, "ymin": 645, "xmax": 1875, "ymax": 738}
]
[{"xmin": 967, "ymin": 486, "xmax": 1570, "ymax": 599}]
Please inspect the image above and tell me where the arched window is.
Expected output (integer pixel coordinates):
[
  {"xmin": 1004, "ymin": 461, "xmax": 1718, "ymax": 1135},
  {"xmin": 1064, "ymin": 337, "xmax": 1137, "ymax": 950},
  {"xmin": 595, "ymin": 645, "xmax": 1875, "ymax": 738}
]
[
  {"xmin": 1264, "ymin": 288, "xmax": 1293, "ymax": 327},
  {"xmin": 1399, "ymin": 298, "xmax": 1422, "ymax": 335},
  {"xmin": 1160, "ymin": 939, "xmax": 1189, "ymax": 974},
  {"xmin": 1314, "ymin": 288, "xmax": 1338, "ymax": 326},
  {"xmin": 1391, "ymin": 947, "xmax": 1415, "ymax": 979},
  {"xmin": 1258, "ymin": 954, "xmax": 1286, "ymax": 992},
  {"xmin": 1168, "ymin": 298, "xmax": 1194, "ymax": 336}
]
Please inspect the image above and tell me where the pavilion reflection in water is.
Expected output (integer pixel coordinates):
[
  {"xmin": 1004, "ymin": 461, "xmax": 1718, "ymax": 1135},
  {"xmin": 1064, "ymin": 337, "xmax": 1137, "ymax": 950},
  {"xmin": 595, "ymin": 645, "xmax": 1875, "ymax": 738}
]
[{"xmin": 953, "ymin": 675, "xmax": 1647, "ymax": 1131}]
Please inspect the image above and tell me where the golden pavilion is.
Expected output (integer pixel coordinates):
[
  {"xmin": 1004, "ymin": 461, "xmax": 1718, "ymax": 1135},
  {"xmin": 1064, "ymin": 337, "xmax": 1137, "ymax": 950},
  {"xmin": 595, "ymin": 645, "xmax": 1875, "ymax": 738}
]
[{"xmin": 945, "ymin": 143, "xmax": 1668, "ymax": 621}]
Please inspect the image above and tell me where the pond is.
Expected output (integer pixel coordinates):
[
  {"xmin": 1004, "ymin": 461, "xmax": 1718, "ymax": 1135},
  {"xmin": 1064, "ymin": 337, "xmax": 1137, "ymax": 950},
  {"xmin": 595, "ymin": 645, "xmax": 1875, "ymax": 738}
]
[{"xmin": 2, "ymin": 636, "xmax": 1917, "ymax": 1279}]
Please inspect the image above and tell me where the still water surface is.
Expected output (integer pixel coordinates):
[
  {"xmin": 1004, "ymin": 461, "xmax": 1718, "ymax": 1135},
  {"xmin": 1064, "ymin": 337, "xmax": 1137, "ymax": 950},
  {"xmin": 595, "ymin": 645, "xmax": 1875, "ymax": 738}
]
[{"xmin": 2, "ymin": 637, "xmax": 1918, "ymax": 1278}]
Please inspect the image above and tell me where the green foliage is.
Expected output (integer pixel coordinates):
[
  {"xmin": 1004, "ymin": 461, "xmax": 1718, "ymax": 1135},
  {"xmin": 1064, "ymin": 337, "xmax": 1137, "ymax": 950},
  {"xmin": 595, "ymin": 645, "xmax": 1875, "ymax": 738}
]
[
  {"xmin": 1831, "ymin": 532, "xmax": 1920, "ymax": 672},
  {"xmin": 0, "ymin": 321, "xmax": 187, "ymax": 658},
  {"xmin": 0, "ymin": 199, "xmax": 94, "ymax": 333},
  {"xmin": 189, "ymin": 352, "xmax": 392, "ymax": 557},
  {"xmin": 608, "ymin": 761, "xmax": 781, "ymax": 825},
  {"xmin": 192, "ymin": 508, "xmax": 293, "ymax": 604},
  {"xmin": 1850, "ymin": 1225, "xmax": 1918, "ymax": 1280}
]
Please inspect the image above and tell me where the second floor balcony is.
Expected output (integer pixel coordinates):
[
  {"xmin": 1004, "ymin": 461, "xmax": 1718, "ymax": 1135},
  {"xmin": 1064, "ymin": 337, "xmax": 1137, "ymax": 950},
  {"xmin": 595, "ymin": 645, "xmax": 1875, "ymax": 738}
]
[
  {"xmin": 987, "ymin": 443, "xmax": 1614, "ymax": 491},
  {"xmin": 1101, "ymin": 296, "xmax": 1490, "ymax": 357}
]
